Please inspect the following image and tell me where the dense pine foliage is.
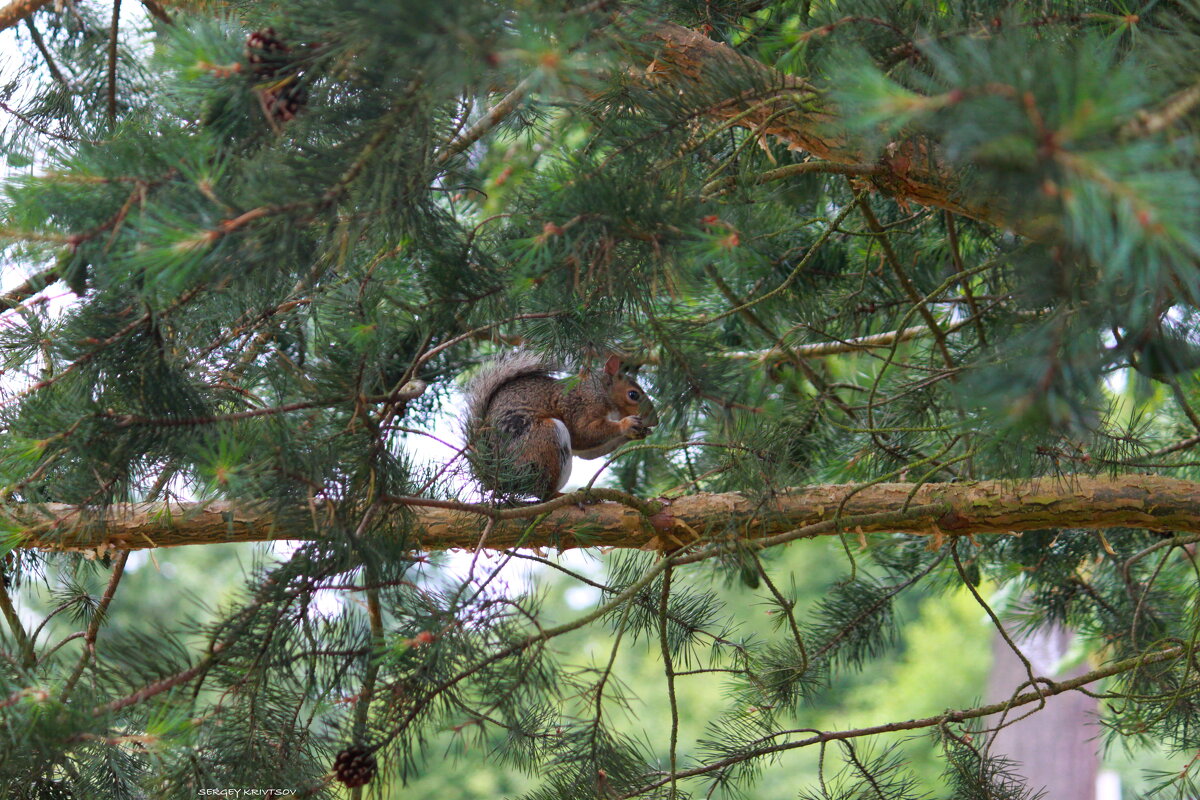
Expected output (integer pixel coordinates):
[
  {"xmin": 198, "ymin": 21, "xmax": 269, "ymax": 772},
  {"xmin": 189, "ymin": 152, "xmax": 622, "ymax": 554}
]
[{"xmin": 2, "ymin": 0, "xmax": 1200, "ymax": 797}]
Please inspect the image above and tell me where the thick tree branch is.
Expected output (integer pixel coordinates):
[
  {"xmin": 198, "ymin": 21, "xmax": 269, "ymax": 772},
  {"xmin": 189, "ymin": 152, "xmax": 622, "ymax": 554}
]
[
  {"xmin": 0, "ymin": 265, "xmax": 59, "ymax": 312},
  {"xmin": 9, "ymin": 474, "xmax": 1200, "ymax": 553},
  {"xmin": 0, "ymin": 0, "xmax": 50, "ymax": 31}
]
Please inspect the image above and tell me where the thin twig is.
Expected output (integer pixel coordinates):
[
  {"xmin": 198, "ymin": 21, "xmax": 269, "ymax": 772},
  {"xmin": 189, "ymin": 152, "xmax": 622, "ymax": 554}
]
[
  {"xmin": 1124, "ymin": 77, "xmax": 1200, "ymax": 136},
  {"xmin": 435, "ymin": 74, "xmax": 538, "ymax": 166},
  {"xmin": 25, "ymin": 18, "xmax": 67, "ymax": 86},
  {"xmin": 0, "ymin": 580, "xmax": 34, "ymax": 668},
  {"xmin": 944, "ymin": 211, "xmax": 988, "ymax": 347},
  {"xmin": 106, "ymin": 0, "xmax": 121, "ymax": 124},
  {"xmin": 100, "ymin": 397, "xmax": 351, "ymax": 427},
  {"xmin": 701, "ymin": 160, "xmax": 881, "ymax": 199},
  {"xmin": 702, "ymin": 261, "xmax": 859, "ymax": 423},
  {"xmin": 658, "ymin": 563, "xmax": 679, "ymax": 800},
  {"xmin": 350, "ymin": 571, "xmax": 385, "ymax": 800},
  {"xmin": 1168, "ymin": 378, "xmax": 1200, "ymax": 433},
  {"xmin": 857, "ymin": 194, "xmax": 955, "ymax": 372},
  {"xmin": 615, "ymin": 643, "xmax": 1191, "ymax": 798},
  {"xmin": 951, "ymin": 540, "xmax": 1046, "ymax": 719},
  {"xmin": 0, "ymin": 265, "xmax": 59, "ymax": 312},
  {"xmin": 696, "ymin": 194, "xmax": 863, "ymax": 326},
  {"xmin": 60, "ymin": 550, "xmax": 131, "ymax": 699}
]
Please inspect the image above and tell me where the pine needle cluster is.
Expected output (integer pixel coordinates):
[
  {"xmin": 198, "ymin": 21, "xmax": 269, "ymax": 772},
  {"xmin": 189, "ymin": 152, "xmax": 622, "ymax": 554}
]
[{"xmin": 1, "ymin": 0, "xmax": 1199, "ymax": 797}]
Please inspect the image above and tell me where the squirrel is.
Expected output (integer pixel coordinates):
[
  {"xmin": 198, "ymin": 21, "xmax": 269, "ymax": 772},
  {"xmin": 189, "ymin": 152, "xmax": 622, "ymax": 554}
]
[{"xmin": 464, "ymin": 352, "xmax": 658, "ymax": 501}]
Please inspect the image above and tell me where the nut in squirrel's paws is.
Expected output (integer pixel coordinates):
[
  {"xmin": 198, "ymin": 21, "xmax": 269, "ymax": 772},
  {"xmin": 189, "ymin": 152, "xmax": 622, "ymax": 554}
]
[{"xmin": 621, "ymin": 415, "xmax": 652, "ymax": 439}]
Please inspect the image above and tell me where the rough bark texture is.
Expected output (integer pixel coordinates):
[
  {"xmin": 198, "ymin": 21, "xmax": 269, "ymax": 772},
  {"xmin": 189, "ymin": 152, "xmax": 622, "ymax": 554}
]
[
  {"xmin": 0, "ymin": 0, "xmax": 51, "ymax": 31},
  {"xmin": 8, "ymin": 474, "xmax": 1200, "ymax": 553}
]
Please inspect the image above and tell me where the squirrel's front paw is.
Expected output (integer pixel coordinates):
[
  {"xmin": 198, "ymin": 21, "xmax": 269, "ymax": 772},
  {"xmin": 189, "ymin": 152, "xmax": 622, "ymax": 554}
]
[{"xmin": 619, "ymin": 415, "xmax": 651, "ymax": 439}]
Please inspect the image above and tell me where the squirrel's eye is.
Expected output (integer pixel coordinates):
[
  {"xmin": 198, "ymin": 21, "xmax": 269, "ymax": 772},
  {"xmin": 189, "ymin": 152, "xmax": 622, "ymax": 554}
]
[{"xmin": 627, "ymin": 390, "xmax": 640, "ymax": 401}]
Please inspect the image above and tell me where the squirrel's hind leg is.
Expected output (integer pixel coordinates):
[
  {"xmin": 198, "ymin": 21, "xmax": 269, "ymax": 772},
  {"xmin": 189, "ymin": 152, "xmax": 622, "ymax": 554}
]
[
  {"xmin": 513, "ymin": 417, "xmax": 572, "ymax": 500},
  {"xmin": 550, "ymin": 419, "xmax": 573, "ymax": 491}
]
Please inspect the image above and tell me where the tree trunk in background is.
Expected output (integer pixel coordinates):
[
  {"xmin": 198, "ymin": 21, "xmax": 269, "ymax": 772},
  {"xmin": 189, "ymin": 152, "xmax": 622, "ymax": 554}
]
[{"xmin": 986, "ymin": 625, "xmax": 1100, "ymax": 800}]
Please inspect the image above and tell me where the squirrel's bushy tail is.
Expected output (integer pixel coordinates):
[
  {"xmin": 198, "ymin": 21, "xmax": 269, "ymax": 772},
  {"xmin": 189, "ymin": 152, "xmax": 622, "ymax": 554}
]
[
  {"xmin": 463, "ymin": 351, "xmax": 557, "ymax": 428},
  {"xmin": 464, "ymin": 351, "xmax": 561, "ymax": 500}
]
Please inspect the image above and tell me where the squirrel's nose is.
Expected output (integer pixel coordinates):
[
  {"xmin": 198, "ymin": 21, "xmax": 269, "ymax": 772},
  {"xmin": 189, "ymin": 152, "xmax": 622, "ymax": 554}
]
[{"xmin": 639, "ymin": 398, "xmax": 659, "ymax": 426}]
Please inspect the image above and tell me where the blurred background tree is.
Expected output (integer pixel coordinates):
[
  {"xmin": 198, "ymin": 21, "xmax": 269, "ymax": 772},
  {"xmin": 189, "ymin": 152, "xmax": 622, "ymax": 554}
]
[{"xmin": 1, "ymin": 1, "xmax": 1200, "ymax": 798}]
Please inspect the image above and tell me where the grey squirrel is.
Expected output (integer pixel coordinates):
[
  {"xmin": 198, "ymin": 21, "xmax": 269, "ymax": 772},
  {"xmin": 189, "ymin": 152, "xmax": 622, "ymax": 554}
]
[{"xmin": 464, "ymin": 352, "xmax": 658, "ymax": 500}]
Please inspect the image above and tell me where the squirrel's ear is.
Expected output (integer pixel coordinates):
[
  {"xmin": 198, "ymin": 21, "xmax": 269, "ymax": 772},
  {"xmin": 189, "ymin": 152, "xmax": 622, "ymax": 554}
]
[{"xmin": 604, "ymin": 355, "xmax": 621, "ymax": 376}]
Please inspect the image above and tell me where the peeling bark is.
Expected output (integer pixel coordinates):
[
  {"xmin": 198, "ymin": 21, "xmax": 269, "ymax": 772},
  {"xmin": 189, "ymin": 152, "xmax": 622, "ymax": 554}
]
[{"xmin": 9, "ymin": 474, "xmax": 1200, "ymax": 553}]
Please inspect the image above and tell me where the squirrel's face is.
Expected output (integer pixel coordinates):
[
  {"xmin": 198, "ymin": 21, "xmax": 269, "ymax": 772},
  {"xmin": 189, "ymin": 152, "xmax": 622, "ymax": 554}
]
[
  {"xmin": 609, "ymin": 375, "xmax": 659, "ymax": 426},
  {"xmin": 601, "ymin": 355, "xmax": 658, "ymax": 426}
]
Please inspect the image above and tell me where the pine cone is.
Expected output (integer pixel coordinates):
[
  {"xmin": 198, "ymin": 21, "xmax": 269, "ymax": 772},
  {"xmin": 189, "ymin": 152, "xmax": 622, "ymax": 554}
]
[
  {"xmin": 333, "ymin": 745, "xmax": 377, "ymax": 789},
  {"xmin": 244, "ymin": 27, "xmax": 290, "ymax": 79},
  {"xmin": 263, "ymin": 80, "xmax": 308, "ymax": 124}
]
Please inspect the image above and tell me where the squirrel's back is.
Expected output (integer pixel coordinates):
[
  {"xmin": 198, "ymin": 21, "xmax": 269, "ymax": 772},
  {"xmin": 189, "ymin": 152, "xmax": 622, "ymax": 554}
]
[
  {"xmin": 464, "ymin": 351, "xmax": 558, "ymax": 426},
  {"xmin": 464, "ymin": 352, "xmax": 569, "ymax": 499}
]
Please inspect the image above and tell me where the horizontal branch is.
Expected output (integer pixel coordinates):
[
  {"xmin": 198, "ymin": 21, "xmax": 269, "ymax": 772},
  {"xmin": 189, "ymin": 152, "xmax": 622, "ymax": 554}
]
[
  {"xmin": 475, "ymin": 328, "xmax": 931, "ymax": 362},
  {"xmin": 9, "ymin": 474, "xmax": 1200, "ymax": 553},
  {"xmin": 701, "ymin": 160, "xmax": 884, "ymax": 198},
  {"xmin": 726, "ymin": 326, "xmax": 928, "ymax": 360}
]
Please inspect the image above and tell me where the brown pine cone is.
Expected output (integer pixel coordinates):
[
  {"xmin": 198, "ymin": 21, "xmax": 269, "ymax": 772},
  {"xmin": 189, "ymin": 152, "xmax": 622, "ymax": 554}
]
[
  {"xmin": 262, "ymin": 80, "xmax": 308, "ymax": 124},
  {"xmin": 245, "ymin": 27, "xmax": 290, "ymax": 79},
  {"xmin": 333, "ymin": 745, "xmax": 377, "ymax": 789}
]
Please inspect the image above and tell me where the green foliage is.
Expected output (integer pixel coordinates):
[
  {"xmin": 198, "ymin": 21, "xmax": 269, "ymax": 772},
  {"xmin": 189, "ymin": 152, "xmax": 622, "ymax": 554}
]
[
  {"xmin": 798, "ymin": 743, "xmax": 924, "ymax": 800},
  {"xmin": 1, "ymin": 0, "xmax": 1200, "ymax": 796},
  {"xmin": 939, "ymin": 732, "xmax": 1044, "ymax": 800}
]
